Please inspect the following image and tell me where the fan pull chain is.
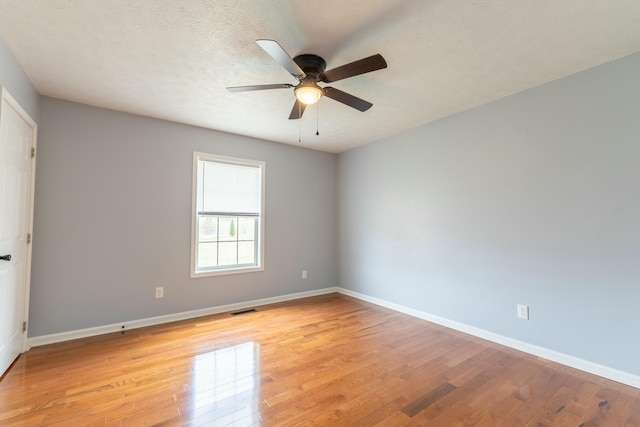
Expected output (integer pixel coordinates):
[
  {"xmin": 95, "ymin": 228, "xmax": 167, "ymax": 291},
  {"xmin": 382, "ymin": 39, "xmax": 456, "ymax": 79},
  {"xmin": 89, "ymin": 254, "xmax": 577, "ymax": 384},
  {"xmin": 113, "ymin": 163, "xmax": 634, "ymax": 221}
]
[
  {"xmin": 298, "ymin": 102, "xmax": 302, "ymax": 143},
  {"xmin": 316, "ymin": 103, "xmax": 320, "ymax": 136}
]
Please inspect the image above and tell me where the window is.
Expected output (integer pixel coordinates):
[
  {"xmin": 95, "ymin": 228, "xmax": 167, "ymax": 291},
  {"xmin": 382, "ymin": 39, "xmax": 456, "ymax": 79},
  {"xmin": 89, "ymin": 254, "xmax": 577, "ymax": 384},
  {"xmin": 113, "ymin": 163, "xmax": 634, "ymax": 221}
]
[{"xmin": 191, "ymin": 152, "xmax": 264, "ymax": 277}]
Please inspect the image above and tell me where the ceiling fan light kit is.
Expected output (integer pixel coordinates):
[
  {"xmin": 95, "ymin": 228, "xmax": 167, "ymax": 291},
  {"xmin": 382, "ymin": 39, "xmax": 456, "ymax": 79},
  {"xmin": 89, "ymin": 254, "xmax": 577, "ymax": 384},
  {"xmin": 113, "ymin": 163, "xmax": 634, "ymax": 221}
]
[
  {"xmin": 227, "ymin": 39, "xmax": 387, "ymax": 119},
  {"xmin": 294, "ymin": 83, "xmax": 323, "ymax": 105}
]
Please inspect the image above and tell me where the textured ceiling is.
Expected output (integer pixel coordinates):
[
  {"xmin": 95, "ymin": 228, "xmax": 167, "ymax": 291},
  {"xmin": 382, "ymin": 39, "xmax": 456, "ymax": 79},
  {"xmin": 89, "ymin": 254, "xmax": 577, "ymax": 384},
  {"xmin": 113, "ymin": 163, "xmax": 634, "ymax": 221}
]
[{"xmin": 2, "ymin": 1, "xmax": 640, "ymax": 153}]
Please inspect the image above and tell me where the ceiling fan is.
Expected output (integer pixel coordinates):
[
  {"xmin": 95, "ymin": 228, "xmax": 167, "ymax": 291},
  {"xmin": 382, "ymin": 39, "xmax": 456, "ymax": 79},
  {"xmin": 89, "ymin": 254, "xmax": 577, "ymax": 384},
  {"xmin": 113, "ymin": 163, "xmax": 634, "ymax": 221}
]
[{"xmin": 227, "ymin": 39, "xmax": 387, "ymax": 120}]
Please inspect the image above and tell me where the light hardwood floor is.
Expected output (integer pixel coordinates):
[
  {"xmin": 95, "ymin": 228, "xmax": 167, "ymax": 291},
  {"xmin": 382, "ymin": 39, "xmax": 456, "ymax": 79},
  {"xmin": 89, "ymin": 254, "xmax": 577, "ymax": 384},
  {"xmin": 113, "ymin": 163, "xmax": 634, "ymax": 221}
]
[{"xmin": 1, "ymin": 293, "xmax": 639, "ymax": 426}]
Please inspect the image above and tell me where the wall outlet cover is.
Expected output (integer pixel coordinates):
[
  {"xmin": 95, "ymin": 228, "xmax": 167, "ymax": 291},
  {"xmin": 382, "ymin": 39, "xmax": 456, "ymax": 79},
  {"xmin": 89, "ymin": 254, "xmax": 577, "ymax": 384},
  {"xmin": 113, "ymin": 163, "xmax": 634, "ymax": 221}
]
[{"xmin": 517, "ymin": 304, "xmax": 529, "ymax": 320}]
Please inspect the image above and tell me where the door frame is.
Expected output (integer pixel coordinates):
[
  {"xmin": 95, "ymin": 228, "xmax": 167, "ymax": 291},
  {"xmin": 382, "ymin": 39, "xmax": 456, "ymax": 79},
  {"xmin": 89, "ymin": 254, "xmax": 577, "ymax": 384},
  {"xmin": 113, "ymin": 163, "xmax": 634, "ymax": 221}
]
[{"xmin": 0, "ymin": 86, "xmax": 37, "ymax": 353}]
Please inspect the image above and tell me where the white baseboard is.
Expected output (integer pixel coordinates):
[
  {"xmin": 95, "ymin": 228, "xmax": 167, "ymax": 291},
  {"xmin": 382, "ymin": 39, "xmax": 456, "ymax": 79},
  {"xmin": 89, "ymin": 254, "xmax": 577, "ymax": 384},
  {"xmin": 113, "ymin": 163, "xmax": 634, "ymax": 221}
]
[
  {"xmin": 27, "ymin": 287, "xmax": 338, "ymax": 348},
  {"xmin": 336, "ymin": 287, "xmax": 640, "ymax": 389}
]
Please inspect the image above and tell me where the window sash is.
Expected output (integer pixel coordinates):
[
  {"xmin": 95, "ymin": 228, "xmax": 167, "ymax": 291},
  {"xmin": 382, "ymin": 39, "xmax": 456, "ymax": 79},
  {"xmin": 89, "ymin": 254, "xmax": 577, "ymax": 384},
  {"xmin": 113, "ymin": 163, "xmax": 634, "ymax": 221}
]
[{"xmin": 195, "ymin": 214, "xmax": 259, "ymax": 271}]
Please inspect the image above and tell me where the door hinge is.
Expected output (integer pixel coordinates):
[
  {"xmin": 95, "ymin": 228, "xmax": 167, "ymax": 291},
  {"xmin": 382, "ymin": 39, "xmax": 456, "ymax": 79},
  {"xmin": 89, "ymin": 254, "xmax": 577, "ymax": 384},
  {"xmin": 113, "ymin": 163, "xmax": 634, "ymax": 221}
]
[
  {"xmin": 31, "ymin": 147, "xmax": 35, "ymax": 158},
  {"xmin": 23, "ymin": 321, "xmax": 27, "ymax": 332},
  {"xmin": 27, "ymin": 233, "xmax": 31, "ymax": 244}
]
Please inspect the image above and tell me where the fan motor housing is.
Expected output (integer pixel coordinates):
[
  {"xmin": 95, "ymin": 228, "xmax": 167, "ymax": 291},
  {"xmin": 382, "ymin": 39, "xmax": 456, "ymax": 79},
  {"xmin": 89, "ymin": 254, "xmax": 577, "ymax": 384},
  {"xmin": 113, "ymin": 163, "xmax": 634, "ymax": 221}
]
[{"xmin": 293, "ymin": 54, "xmax": 326, "ymax": 79}]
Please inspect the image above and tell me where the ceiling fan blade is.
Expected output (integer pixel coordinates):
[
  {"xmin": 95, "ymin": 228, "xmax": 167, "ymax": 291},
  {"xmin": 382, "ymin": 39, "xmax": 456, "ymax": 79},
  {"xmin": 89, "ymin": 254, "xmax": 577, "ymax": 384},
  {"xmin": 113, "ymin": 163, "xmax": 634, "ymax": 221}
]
[
  {"xmin": 323, "ymin": 87, "xmax": 373, "ymax": 112},
  {"xmin": 227, "ymin": 83, "xmax": 293, "ymax": 92},
  {"xmin": 256, "ymin": 39, "xmax": 305, "ymax": 78},
  {"xmin": 289, "ymin": 99, "xmax": 306, "ymax": 120},
  {"xmin": 320, "ymin": 54, "xmax": 387, "ymax": 83}
]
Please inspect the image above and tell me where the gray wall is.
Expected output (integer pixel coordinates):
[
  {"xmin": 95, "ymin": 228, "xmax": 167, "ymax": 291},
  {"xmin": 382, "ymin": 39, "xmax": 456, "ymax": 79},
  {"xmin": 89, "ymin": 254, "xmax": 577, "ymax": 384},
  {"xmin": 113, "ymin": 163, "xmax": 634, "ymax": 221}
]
[
  {"xmin": 30, "ymin": 97, "xmax": 337, "ymax": 336},
  {"xmin": 338, "ymin": 52, "xmax": 640, "ymax": 376},
  {"xmin": 0, "ymin": 39, "xmax": 39, "ymax": 121}
]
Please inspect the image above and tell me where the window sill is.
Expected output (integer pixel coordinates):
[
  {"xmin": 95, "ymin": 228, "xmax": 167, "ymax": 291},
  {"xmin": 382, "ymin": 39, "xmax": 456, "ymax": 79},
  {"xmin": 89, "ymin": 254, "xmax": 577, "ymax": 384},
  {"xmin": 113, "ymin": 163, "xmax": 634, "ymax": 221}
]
[{"xmin": 191, "ymin": 265, "xmax": 264, "ymax": 279}]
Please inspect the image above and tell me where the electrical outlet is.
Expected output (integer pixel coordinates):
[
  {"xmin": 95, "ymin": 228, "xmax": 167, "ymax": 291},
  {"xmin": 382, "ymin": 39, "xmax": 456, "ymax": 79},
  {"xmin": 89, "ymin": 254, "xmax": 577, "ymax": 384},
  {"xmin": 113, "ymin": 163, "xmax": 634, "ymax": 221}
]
[
  {"xmin": 302, "ymin": 270, "xmax": 307, "ymax": 279},
  {"xmin": 155, "ymin": 287, "xmax": 164, "ymax": 299},
  {"xmin": 517, "ymin": 304, "xmax": 529, "ymax": 320}
]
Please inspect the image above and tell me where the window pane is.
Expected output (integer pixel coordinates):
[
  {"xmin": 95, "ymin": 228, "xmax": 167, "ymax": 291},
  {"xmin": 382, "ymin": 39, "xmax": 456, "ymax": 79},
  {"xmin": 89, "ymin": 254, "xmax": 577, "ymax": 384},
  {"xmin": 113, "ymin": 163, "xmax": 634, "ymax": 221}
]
[
  {"xmin": 198, "ymin": 242, "xmax": 218, "ymax": 268},
  {"xmin": 238, "ymin": 217, "xmax": 256, "ymax": 241},
  {"xmin": 218, "ymin": 242, "xmax": 238, "ymax": 266},
  {"xmin": 198, "ymin": 216, "xmax": 218, "ymax": 242},
  {"xmin": 238, "ymin": 241, "xmax": 255, "ymax": 265},
  {"xmin": 218, "ymin": 217, "xmax": 237, "ymax": 242}
]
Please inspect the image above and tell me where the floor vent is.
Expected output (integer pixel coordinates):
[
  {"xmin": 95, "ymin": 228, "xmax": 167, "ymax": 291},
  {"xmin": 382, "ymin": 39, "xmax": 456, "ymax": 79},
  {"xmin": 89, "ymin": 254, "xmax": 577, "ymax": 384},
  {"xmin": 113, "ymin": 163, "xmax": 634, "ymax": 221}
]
[{"xmin": 231, "ymin": 308, "xmax": 257, "ymax": 316}]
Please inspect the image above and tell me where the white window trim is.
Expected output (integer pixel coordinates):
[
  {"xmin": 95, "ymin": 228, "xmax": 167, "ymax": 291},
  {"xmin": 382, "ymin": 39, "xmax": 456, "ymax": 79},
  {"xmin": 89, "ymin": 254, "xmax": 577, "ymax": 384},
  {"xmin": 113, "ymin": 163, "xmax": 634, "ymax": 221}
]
[{"xmin": 190, "ymin": 152, "xmax": 265, "ymax": 278}]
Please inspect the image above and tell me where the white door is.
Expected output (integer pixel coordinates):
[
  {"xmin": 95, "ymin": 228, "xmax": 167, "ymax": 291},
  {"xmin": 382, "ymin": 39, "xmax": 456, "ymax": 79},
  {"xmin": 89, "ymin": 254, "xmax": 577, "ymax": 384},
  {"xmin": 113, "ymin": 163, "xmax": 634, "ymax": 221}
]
[{"xmin": 0, "ymin": 87, "xmax": 36, "ymax": 376}]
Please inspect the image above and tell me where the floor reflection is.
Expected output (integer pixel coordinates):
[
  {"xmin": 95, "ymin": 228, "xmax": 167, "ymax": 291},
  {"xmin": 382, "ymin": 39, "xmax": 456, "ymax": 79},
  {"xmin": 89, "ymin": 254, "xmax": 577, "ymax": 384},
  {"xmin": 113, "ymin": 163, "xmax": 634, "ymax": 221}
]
[{"xmin": 192, "ymin": 341, "xmax": 260, "ymax": 425}]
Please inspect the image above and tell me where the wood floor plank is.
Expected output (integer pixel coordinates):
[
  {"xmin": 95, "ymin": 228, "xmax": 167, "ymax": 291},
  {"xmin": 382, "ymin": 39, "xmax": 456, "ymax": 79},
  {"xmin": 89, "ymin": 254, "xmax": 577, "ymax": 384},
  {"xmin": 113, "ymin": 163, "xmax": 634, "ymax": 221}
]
[
  {"xmin": 1, "ymin": 293, "xmax": 638, "ymax": 426},
  {"xmin": 402, "ymin": 382, "xmax": 457, "ymax": 417}
]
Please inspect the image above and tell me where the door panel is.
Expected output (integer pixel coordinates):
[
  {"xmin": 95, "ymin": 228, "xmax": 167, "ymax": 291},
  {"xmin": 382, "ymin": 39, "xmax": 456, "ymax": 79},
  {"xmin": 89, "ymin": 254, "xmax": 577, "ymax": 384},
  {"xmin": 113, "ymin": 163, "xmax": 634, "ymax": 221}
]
[{"xmin": 0, "ymin": 88, "xmax": 35, "ymax": 376}]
